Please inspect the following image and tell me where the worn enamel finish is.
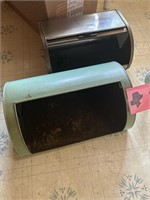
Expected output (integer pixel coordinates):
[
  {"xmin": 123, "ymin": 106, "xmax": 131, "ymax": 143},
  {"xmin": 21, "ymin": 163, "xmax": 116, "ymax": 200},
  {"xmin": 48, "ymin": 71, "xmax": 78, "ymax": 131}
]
[{"xmin": 3, "ymin": 62, "xmax": 136, "ymax": 156}]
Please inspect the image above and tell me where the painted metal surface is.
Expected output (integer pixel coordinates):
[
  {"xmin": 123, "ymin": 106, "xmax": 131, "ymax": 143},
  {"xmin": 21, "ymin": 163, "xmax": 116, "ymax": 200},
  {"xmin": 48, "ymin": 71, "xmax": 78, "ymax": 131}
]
[
  {"xmin": 3, "ymin": 62, "xmax": 136, "ymax": 156},
  {"xmin": 145, "ymin": 71, "xmax": 150, "ymax": 83}
]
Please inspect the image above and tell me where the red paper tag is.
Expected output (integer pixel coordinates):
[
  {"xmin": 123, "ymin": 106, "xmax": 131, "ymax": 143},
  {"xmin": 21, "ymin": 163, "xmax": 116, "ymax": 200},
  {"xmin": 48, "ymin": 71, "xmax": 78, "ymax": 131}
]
[{"xmin": 126, "ymin": 83, "xmax": 150, "ymax": 114}]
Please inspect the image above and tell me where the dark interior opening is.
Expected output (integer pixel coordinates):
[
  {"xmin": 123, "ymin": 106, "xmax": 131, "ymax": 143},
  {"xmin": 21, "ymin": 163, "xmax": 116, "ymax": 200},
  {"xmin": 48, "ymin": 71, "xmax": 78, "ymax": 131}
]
[
  {"xmin": 16, "ymin": 82, "xmax": 127, "ymax": 153},
  {"xmin": 49, "ymin": 32, "xmax": 131, "ymax": 72}
]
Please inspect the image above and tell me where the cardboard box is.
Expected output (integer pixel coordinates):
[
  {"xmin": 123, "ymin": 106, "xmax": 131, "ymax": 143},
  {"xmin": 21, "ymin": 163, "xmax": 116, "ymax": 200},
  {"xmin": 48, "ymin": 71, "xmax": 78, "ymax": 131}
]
[{"xmin": 6, "ymin": 0, "xmax": 98, "ymax": 33}]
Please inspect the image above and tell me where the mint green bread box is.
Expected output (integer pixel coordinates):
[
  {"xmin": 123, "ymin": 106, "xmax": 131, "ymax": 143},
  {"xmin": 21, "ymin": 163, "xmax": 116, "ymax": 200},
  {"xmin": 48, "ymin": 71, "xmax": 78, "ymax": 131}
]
[{"xmin": 3, "ymin": 62, "xmax": 136, "ymax": 156}]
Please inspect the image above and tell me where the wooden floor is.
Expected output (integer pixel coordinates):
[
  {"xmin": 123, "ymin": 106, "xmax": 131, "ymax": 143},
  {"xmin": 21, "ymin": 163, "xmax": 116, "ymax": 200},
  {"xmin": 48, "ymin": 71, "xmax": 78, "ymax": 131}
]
[{"xmin": 0, "ymin": 1, "xmax": 150, "ymax": 199}]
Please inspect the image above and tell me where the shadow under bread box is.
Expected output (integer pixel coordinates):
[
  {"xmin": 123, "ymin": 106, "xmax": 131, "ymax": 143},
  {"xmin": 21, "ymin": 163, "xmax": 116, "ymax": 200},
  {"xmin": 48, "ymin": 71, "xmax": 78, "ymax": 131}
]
[
  {"xmin": 39, "ymin": 10, "xmax": 134, "ymax": 73},
  {"xmin": 3, "ymin": 62, "xmax": 135, "ymax": 157}
]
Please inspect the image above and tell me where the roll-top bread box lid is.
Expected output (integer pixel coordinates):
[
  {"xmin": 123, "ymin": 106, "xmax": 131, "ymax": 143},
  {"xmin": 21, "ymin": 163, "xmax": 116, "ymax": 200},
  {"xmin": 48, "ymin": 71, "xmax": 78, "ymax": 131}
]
[
  {"xmin": 39, "ymin": 10, "xmax": 134, "ymax": 73},
  {"xmin": 3, "ymin": 62, "xmax": 136, "ymax": 156}
]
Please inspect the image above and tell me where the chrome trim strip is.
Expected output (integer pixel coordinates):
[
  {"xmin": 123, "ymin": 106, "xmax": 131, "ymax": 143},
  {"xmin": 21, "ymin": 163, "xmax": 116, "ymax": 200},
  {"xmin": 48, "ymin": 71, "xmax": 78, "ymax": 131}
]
[
  {"xmin": 46, "ymin": 28, "xmax": 127, "ymax": 47},
  {"xmin": 47, "ymin": 28, "xmax": 127, "ymax": 49}
]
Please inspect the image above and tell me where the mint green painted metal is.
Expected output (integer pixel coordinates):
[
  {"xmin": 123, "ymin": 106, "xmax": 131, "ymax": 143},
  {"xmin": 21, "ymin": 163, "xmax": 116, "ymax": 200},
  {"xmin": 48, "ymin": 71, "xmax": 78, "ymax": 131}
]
[
  {"xmin": 3, "ymin": 61, "xmax": 136, "ymax": 156},
  {"xmin": 145, "ymin": 71, "xmax": 150, "ymax": 83}
]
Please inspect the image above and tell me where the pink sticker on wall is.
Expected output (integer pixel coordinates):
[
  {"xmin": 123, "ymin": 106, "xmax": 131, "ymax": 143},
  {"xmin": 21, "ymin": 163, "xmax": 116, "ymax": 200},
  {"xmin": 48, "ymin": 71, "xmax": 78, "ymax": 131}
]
[{"xmin": 126, "ymin": 83, "xmax": 150, "ymax": 114}]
